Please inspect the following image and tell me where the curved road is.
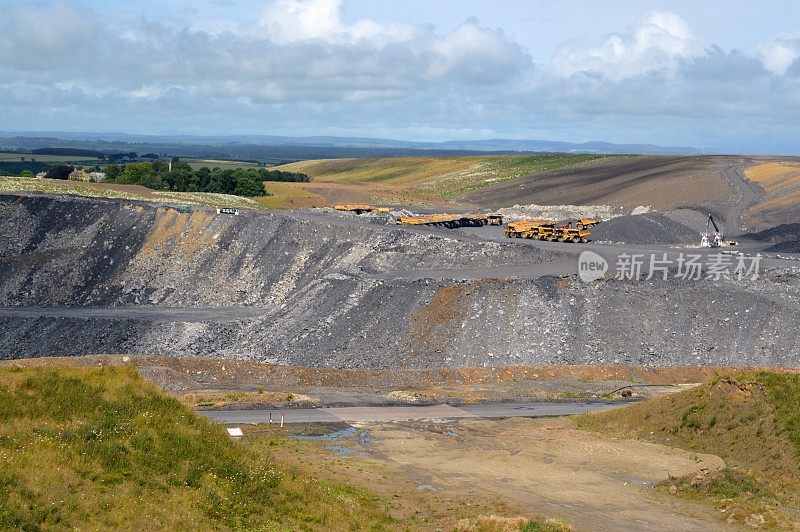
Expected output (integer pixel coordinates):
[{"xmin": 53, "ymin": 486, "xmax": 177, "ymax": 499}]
[{"xmin": 717, "ymin": 162, "xmax": 764, "ymax": 236}]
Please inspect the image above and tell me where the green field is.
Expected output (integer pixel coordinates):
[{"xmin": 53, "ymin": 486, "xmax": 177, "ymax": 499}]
[
  {"xmin": 0, "ymin": 177, "xmax": 263, "ymax": 210},
  {"xmin": 0, "ymin": 366, "xmax": 399, "ymax": 529},
  {"xmin": 277, "ymin": 154, "xmax": 607, "ymax": 197},
  {"xmin": 0, "ymin": 152, "xmax": 100, "ymax": 164},
  {"xmin": 577, "ymin": 372, "xmax": 800, "ymax": 529}
]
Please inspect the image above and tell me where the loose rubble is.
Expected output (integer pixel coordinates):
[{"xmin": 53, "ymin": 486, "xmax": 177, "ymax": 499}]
[{"xmin": 1, "ymin": 193, "xmax": 799, "ymax": 369}]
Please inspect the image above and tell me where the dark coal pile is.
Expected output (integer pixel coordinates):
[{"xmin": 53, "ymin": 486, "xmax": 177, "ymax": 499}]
[
  {"xmin": 590, "ymin": 212, "xmax": 699, "ymax": 245},
  {"xmin": 768, "ymin": 241, "xmax": 800, "ymax": 253},
  {"xmin": 745, "ymin": 223, "xmax": 800, "ymax": 252}
]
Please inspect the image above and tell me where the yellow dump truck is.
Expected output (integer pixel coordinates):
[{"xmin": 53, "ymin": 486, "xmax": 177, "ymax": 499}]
[
  {"xmin": 556, "ymin": 227, "xmax": 591, "ymax": 243},
  {"xmin": 533, "ymin": 226, "xmax": 556, "ymax": 240},
  {"xmin": 525, "ymin": 225, "xmax": 590, "ymax": 243},
  {"xmin": 506, "ymin": 218, "xmax": 591, "ymax": 243},
  {"xmin": 334, "ymin": 204, "xmax": 391, "ymax": 215},
  {"xmin": 397, "ymin": 213, "xmax": 491, "ymax": 229},
  {"xmin": 504, "ymin": 219, "xmax": 555, "ymax": 238},
  {"xmin": 575, "ymin": 218, "xmax": 601, "ymax": 229}
]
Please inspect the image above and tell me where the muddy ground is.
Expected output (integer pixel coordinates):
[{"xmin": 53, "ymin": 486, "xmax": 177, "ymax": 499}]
[
  {"xmin": 3, "ymin": 355, "xmax": 787, "ymax": 408},
  {"xmin": 248, "ymin": 417, "xmax": 729, "ymax": 531}
]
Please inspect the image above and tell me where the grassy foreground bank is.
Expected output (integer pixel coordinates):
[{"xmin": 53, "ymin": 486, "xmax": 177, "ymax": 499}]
[
  {"xmin": 0, "ymin": 366, "xmax": 394, "ymax": 529},
  {"xmin": 0, "ymin": 366, "xmax": 562, "ymax": 531}
]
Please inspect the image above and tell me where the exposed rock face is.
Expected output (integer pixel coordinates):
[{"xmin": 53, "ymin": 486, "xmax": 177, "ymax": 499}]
[{"xmin": 1, "ymin": 193, "xmax": 799, "ymax": 368}]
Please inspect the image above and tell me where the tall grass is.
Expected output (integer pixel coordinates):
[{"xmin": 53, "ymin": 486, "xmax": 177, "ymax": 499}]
[{"xmin": 0, "ymin": 366, "xmax": 392, "ymax": 530}]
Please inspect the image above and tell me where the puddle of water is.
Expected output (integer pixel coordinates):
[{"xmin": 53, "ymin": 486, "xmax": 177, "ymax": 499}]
[
  {"xmin": 291, "ymin": 425, "xmax": 375, "ymax": 458},
  {"xmin": 291, "ymin": 426, "xmax": 357, "ymax": 442},
  {"xmin": 325, "ymin": 445, "xmax": 367, "ymax": 457}
]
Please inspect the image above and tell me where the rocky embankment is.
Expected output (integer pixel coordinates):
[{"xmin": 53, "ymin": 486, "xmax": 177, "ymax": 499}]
[{"xmin": 1, "ymin": 193, "xmax": 799, "ymax": 368}]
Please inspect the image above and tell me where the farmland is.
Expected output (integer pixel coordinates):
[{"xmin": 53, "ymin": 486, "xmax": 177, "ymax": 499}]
[
  {"xmin": 0, "ymin": 151, "xmax": 100, "ymax": 164},
  {"xmin": 182, "ymin": 158, "xmax": 264, "ymax": 171},
  {"xmin": 0, "ymin": 177, "xmax": 261, "ymax": 210},
  {"xmin": 277, "ymin": 154, "xmax": 609, "ymax": 199}
]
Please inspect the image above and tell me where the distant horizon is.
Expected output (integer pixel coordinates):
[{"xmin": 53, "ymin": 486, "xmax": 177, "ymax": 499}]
[
  {"xmin": 0, "ymin": 1, "xmax": 798, "ymax": 154},
  {"xmin": 2, "ymin": 129, "xmax": 794, "ymax": 157}
]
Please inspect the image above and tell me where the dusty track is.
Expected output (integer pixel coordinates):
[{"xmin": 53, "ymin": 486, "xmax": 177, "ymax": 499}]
[
  {"xmin": 715, "ymin": 162, "xmax": 764, "ymax": 235},
  {"xmin": 0, "ymin": 306, "xmax": 272, "ymax": 322},
  {"xmin": 201, "ymin": 401, "xmax": 627, "ymax": 424}
]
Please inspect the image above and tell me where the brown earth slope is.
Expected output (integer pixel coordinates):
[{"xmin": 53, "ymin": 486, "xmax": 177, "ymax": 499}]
[
  {"xmin": 459, "ymin": 156, "xmax": 731, "ymax": 210},
  {"xmin": 744, "ymin": 160, "xmax": 800, "ymax": 228}
]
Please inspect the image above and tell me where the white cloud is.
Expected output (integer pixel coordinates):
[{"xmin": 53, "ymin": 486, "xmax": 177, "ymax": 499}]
[
  {"xmin": 0, "ymin": 3, "xmax": 799, "ymax": 153},
  {"xmin": 261, "ymin": 0, "xmax": 345, "ymax": 43},
  {"xmin": 0, "ymin": 0, "xmax": 528, "ymax": 105},
  {"xmin": 756, "ymin": 33, "xmax": 800, "ymax": 75},
  {"xmin": 552, "ymin": 11, "xmax": 702, "ymax": 80},
  {"xmin": 260, "ymin": 0, "xmax": 416, "ymax": 44},
  {"xmin": 428, "ymin": 18, "xmax": 529, "ymax": 83}
]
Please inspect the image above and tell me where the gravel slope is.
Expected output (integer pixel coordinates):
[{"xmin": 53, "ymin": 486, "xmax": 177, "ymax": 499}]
[{"xmin": 1, "ymin": 193, "xmax": 799, "ymax": 368}]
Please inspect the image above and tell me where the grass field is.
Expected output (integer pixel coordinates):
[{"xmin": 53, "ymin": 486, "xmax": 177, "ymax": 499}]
[
  {"xmin": 0, "ymin": 366, "xmax": 400, "ymax": 530},
  {"xmin": 0, "ymin": 176, "xmax": 262, "ymax": 210},
  {"xmin": 0, "ymin": 152, "xmax": 100, "ymax": 164},
  {"xmin": 277, "ymin": 154, "xmax": 606, "ymax": 198},
  {"xmin": 0, "ymin": 365, "xmax": 560, "ymax": 530},
  {"xmin": 576, "ymin": 372, "xmax": 800, "ymax": 528},
  {"xmin": 255, "ymin": 181, "xmax": 327, "ymax": 209}
]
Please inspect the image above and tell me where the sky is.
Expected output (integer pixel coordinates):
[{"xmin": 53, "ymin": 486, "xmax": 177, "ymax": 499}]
[{"xmin": 1, "ymin": 0, "xmax": 799, "ymax": 153}]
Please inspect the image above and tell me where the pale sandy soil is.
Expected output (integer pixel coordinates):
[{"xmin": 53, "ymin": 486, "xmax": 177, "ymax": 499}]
[{"xmin": 369, "ymin": 418, "xmax": 727, "ymax": 531}]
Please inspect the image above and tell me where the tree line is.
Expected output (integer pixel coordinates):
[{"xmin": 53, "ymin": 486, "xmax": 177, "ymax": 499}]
[
  {"xmin": 104, "ymin": 161, "xmax": 309, "ymax": 197},
  {"xmin": 0, "ymin": 161, "xmax": 50, "ymax": 176}
]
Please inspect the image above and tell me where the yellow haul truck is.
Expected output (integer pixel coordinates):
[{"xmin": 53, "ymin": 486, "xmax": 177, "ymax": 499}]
[
  {"xmin": 398, "ymin": 213, "xmax": 493, "ymax": 229},
  {"xmin": 575, "ymin": 218, "xmax": 601, "ymax": 229},
  {"xmin": 334, "ymin": 204, "xmax": 391, "ymax": 214},
  {"xmin": 507, "ymin": 219, "xmax": 592, "ymax": 243},
  {"xmin": 504, "ymin": 219, "xmax": 555, "ymax": 238},
  {"xmin": 556, "ymin": 227, "xmax": 591, "ymax": 243}
]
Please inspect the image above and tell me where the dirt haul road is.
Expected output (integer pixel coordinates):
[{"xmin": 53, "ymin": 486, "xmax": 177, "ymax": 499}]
[
  {"xmin": 0, "ymin": 306, "xmax": 272, "ymax": 322},
  {"xmin": 202, "ymin": 400, "xmax": 629, "ymax": 424}
]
